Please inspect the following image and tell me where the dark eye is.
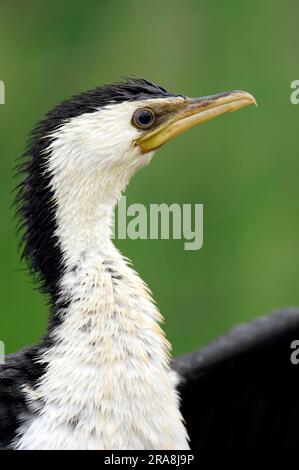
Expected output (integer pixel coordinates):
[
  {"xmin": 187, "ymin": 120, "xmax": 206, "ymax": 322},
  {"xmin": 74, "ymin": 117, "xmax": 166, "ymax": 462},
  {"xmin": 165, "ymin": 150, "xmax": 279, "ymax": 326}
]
[{"xmin": 132, "ymin": 108, "xmax": 155, "ymax": 129}]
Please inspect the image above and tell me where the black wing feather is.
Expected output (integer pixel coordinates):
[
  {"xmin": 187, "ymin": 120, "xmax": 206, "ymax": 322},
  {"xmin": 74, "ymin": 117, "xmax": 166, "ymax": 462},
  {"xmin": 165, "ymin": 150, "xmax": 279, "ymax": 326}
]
[
  {"xmin": 173, "ymin": 308, "xmax": 299, "ymax": 450},
  {"xmin": 0, "ymin": 346, "xmax": 42, "ymax": 449}
]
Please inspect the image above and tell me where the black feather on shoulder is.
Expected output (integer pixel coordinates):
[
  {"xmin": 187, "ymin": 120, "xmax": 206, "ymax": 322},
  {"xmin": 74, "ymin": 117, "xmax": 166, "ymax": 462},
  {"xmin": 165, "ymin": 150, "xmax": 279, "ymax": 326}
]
[
  {"xmin": 173, "ymin": 308, "xmax": 299, "ymax": 450},
  {"xmin": 0, "ymin": 346, "xmax": 44, "ymax": 449}
]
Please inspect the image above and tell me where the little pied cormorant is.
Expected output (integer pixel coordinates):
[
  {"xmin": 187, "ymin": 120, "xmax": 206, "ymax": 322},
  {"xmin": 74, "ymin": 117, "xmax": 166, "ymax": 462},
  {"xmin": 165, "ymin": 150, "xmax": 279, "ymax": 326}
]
[{"xmin": 1, "ymin": 78, "xmax": 299, "ymax": 450}]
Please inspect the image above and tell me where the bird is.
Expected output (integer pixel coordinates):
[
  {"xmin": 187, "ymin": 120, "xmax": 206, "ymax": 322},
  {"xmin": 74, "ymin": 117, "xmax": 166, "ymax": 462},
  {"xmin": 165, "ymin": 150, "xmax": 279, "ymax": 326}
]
[{"xmin": 1, "ymin": 77, "xmax": 296, "ymax": 451}]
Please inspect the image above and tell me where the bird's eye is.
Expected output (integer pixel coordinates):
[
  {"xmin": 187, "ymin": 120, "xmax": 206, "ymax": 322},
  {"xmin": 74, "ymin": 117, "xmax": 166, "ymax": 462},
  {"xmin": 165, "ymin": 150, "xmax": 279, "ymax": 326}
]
[{"xmin": 132, "ymin": 108, "xmax": 155, "ymax": 129}]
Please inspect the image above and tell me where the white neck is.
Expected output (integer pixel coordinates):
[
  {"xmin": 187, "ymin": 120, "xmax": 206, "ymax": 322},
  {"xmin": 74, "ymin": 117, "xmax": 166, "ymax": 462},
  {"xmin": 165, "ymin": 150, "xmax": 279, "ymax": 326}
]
[{"xmin": 15, "ymin": 182, "xmax": 189, "ymax": 450}]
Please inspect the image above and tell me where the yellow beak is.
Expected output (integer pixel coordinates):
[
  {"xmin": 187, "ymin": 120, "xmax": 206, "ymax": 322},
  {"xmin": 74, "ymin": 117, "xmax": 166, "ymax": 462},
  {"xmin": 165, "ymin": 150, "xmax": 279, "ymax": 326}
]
[{"xmin": 138, "ymin": 90, "xmax": 257, "ymax": 153}]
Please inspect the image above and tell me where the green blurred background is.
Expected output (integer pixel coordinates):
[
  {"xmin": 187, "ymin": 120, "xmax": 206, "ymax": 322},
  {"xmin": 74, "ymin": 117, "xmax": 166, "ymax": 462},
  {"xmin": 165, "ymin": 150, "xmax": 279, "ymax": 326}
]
[{"xmin": 0, "ymin": 0, "xmax": 299, "ymax": 355}]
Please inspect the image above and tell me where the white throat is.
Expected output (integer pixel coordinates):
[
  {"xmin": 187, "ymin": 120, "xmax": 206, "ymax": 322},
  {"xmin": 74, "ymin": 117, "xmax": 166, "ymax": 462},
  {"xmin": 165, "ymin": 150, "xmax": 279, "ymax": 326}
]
[{"xmin": 15, "ymin": 104, "xmax": 189, "ymax": 450}]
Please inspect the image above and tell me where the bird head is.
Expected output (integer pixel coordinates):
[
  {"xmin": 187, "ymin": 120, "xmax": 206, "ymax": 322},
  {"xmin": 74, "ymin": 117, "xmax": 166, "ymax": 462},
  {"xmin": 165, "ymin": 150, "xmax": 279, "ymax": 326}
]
[
  {"xmin": 17, "ymin": 78, "xmax": 256, "ymax": 296},
  {"xmin": 42, "ymin": 79, "xmax": 256, "ymax": 190}
]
